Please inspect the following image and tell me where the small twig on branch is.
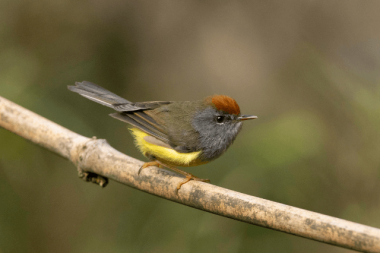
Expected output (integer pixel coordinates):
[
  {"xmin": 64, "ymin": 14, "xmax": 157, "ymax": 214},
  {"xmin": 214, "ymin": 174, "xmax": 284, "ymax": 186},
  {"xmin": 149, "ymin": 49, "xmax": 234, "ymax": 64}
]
[{"xmin": 0, "ymin": 95, "xmax": 380, "ymax": 253}]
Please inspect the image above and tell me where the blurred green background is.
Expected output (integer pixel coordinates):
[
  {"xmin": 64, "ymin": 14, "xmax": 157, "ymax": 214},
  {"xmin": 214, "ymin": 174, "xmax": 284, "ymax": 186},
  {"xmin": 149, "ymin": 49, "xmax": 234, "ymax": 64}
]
[{"xmin": 1, "ymin": 1, "xmax": 380, "ymax": 252}]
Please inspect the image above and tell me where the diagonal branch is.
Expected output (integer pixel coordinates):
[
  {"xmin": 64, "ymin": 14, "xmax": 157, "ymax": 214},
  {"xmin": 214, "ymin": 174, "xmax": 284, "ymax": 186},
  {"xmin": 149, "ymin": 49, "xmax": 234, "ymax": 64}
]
[{"xmin": 0, "ymin": 95, "xmax": 379, "ymax": 253}]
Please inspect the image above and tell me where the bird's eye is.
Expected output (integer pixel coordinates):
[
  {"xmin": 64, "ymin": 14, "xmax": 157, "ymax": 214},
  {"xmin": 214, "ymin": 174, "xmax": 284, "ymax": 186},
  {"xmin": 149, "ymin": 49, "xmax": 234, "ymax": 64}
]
[{"xmin": 216, "ymin": 116, "xmax": 225, "ymax": 124}]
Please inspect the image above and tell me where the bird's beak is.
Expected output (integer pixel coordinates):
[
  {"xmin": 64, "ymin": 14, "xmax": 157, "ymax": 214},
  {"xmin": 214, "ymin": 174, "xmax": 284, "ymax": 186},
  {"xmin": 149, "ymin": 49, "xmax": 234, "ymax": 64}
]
[{"xmin": 238, "ymin": 115, "xmax": 258, "ymax": 121}]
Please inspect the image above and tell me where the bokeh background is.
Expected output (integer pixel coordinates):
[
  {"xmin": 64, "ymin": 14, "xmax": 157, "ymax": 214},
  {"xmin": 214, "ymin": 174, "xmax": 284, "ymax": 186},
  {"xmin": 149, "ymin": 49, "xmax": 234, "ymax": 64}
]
[{"xmin": 1, "ymin": 1, "xmax": 380, "ymax": 252}]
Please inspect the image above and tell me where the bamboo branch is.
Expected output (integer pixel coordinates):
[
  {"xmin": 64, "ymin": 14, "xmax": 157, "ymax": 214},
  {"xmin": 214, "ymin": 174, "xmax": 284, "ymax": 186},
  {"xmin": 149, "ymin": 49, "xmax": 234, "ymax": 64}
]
[{"xmin": 0, "ymin": 95, "xmax": 379, "ymax": 253}]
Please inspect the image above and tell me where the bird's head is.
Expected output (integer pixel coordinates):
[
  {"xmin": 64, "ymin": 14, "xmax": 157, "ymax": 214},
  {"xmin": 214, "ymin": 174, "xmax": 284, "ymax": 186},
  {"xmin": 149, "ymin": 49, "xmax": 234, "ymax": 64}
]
[{"xmin": 191, "ymin": 95, "xmax": 257, "ymax": 160}]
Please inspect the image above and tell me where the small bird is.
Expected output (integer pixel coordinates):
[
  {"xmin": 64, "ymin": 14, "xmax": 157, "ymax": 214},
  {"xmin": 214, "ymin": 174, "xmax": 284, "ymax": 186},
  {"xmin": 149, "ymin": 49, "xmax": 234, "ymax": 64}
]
[{"xmin": 68, "ymin": 81, "xmax": 257, "ymax": 190}]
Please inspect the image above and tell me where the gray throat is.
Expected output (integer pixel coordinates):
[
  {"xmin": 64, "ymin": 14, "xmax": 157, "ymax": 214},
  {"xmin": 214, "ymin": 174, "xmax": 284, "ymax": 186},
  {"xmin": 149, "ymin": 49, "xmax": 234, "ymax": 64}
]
[{"xmin": 192, "ymin": 107, "xmax": 242, "ymax": 161}]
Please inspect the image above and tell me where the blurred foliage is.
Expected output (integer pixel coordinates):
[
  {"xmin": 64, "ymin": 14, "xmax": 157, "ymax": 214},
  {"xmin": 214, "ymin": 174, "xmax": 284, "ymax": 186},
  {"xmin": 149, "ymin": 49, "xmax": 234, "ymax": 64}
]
[{"xmin": 1, "ymin": 1, "xmax": 380, "ymax": 253}]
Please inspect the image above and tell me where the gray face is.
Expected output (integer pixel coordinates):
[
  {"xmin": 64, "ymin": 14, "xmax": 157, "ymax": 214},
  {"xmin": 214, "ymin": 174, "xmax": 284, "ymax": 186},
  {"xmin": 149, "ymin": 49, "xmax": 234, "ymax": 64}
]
[{"xmin": 192, "ymin": 107, "xmax": 243, "ymax": 161}]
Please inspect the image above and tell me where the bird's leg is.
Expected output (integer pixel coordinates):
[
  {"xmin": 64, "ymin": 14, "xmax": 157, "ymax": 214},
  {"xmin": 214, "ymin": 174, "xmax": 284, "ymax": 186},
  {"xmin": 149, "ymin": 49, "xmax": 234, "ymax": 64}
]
[
  {"xmin": 138, "ymin": 160, "xmax": 210, "ymax": 191},
  {"xmin": 155, "ymin": 161, "xmax": 210, "ymax": 191}
]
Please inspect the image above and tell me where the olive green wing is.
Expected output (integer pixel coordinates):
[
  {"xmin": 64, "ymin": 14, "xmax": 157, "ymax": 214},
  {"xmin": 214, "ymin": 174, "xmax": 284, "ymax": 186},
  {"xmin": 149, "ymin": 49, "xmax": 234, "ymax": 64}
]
[{"xmin": 110, "ymin": 111, "xmax": 170, "ymax": 143}]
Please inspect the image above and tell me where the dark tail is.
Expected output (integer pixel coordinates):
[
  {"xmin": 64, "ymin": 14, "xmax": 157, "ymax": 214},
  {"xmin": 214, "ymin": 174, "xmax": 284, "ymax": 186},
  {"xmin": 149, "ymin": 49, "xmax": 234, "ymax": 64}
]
[
  {"xmin": 68, "ymin": 81, "xmax": 144, "ymax": 112},
  {"xmin": 68, "ymin": 81, "xmax": 131, "ymax": 108}
]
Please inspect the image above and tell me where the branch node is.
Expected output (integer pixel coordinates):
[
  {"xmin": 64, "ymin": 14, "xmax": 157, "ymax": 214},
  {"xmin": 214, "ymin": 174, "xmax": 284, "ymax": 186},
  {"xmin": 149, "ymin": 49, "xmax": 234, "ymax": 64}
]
[{"xmin": 76, "ymin": 136, "xmax": 109, "ymax": 187}]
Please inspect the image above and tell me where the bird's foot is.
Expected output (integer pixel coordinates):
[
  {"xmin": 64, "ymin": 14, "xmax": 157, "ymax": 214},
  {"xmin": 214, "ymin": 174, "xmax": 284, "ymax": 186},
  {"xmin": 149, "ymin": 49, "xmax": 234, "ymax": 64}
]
[
  {"xmin": 176, "ymin": 174, "xmax": 210, "ymax": 193},
  {"xmin": 138, "ymin": 160, "xmax": 210, "ymax": 193},
  {"xmin": 138, "ymin": 161, "xmax": 161, "ymax": 175}
]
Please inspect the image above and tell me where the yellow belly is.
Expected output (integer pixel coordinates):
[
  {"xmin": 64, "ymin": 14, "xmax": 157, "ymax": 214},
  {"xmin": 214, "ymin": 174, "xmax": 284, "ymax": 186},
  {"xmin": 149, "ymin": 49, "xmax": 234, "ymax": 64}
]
[{"xmin": 129, "ymin": 128, "xmax": 208, "ymax": 167}]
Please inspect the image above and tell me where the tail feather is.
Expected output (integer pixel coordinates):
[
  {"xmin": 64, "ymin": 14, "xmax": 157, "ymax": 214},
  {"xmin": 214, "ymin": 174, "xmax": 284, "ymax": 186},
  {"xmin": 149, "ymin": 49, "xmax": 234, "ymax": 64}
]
[{"xmin": 68, "ymin": 81, "xmax": 143, "ymax": 112}]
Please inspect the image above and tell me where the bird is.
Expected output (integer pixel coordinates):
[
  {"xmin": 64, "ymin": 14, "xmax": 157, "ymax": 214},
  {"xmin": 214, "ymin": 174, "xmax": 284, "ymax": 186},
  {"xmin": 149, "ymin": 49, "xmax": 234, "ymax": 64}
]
[{"xmin": 68, "ymin": 81, "xmax": 257, "ymax": 190}]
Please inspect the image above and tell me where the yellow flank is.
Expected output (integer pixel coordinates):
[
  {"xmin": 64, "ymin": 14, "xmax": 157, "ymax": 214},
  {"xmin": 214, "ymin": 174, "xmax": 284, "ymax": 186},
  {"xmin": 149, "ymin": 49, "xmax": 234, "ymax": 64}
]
[{"xmin": 129, "ymin": 128, "xmax": 207, "ymax": 167}]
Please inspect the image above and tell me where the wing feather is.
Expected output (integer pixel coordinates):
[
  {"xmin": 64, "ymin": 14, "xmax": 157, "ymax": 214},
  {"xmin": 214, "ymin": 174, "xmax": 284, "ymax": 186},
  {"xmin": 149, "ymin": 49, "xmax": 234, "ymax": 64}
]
[{"xmin": 109, "ymin": 113, "xmax": 169, "ymax": 143}]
